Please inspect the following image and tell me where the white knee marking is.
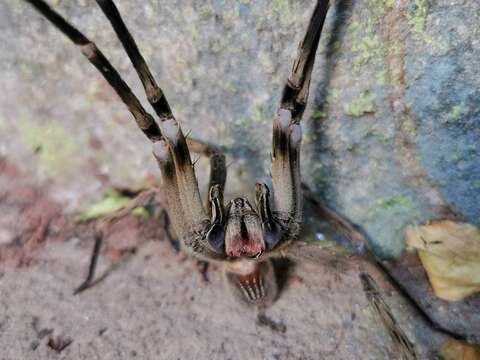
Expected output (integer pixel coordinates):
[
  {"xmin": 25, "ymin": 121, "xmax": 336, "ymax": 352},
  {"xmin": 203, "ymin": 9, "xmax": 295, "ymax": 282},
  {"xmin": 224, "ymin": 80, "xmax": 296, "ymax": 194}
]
[
  {"xmin": 161, "ymin": 119, "xmax": 180, "ymax": 144},
  {"xmin": 152, "ymin": 140, "xmax": 170, "ymax": 161},
  {"xmin": 290, "ymin": 124, "xmax": 302, "ymax": 147},
  {"xmin": 278, "ymin": 109, "xmax": 292, "ymax": 130},
  {"xmin": 81, "ymin": 43, "xmax": 97, "ymax": 59}
]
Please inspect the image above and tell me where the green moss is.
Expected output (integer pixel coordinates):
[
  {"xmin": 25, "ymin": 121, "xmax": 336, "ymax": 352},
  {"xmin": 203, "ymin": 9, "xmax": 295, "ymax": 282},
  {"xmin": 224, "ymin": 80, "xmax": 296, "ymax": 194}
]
[
  {"xmin": 18, "ymin": 120, "xmax": 79, "ymax": 177},
  {"xmin": 311, "ymin": 109, "xmax": 326, "ymax": 119},
  {"xmin": 367, "ymin": 129, "xmax": 390, "ymax": 144},
  {"xmin": 352, "ymin": 34, "xmax": 382, "ymax": 69},
  {"xmin": 272, "ymin": 0, "xmax": 293, "ymax": 26},
  {"xmin": 188, "ymin": 23, "xmax": 198, "ymax": 45},
  {"xmin": 347, "ymin": 5, "xmax": 388, "ymax": 83},
  {"xmin": 407, "ymin": 0, "xmax": 428, "ymax": 34},
  {"xmin": 313, "ymin": 172, "xmax": 330, "ymax": 188},
  {"xmin": 258, "ymin": 51, "xmax": 274, "ymax": 74},
  {"xmin": 375, "ymin": 0, "xmax": 394, "ymax": 11},
  {"xmin": 406, "ymin": 0, "xmax": 448, "ymax": 50},
  {"xmin": 368, "ymin": 195, "xmax": 415, "ymax": 217},
  {"xmin": 375, "ymin": 68, "xmax": 388, "ymax": 86},
  {"xmin": 401, "ymin": 119, "xmax": 417, "ymax": 136},
  {"xmin": 252, "ymin": 103, "xmax": 269, "ymax": 125},
  {"xmin": 448, "ymin": 103, "xmax": 468, "ymax": 120},
  {"xmin": 349, "ymin": 20, "xmax": 362, "ymax": 34},
  {"xmin": 327, "ymin": 89, "xmax": 341, "ymax": 105},
  {"xmin": 222, "ymin": 81, "xmax": 237, "ymax": 93},
  {"xmin": 343, "ymin": 91, "xmax": 377, "ymax": 117},
  {"xmin": 198, "ymin": 5, "xmax": 213, "ymax": 20},
  {"xmin": 302, "ymin": 132, "xmax": 318, "ymax": 145}
]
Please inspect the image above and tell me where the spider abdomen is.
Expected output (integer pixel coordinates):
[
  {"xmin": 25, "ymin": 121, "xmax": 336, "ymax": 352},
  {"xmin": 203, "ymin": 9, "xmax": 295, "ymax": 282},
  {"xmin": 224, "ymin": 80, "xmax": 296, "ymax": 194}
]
[{"xmin": 224, "ymin": 259, "xmax": 278, "ymax": 306}]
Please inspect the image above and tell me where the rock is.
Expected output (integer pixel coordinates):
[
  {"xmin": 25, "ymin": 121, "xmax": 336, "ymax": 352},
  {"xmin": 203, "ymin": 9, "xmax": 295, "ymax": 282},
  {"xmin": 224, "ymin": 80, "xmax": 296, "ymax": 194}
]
[{"xmin": 0, "ymin": 0, "xmax": 478, "ymax": 260}]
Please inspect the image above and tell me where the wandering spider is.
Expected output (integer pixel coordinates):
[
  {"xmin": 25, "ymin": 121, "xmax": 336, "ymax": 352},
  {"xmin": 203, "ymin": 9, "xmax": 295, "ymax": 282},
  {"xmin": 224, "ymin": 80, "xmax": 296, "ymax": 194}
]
[
  {"xmin": 19, "ymin": 0, "xmax": 480, "ymax": 356},
  {"xmin": 24, "ymin": 0, "xmax": 329, "ymax": 306}
]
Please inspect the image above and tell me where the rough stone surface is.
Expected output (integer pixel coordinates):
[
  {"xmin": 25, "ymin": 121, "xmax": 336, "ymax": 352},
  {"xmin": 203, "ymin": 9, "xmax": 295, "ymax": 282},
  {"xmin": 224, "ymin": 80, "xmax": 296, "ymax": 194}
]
[
  {"xmin": 1, "ymin": 0, "xmax": 478, "ymax": 258},
  {"xmin": 0, "ymin": 0, "xmax": 480, "ymax": 256},
  {"xmin": 0, "ymin": 0, "xmax": 479, "ymax": 357}
]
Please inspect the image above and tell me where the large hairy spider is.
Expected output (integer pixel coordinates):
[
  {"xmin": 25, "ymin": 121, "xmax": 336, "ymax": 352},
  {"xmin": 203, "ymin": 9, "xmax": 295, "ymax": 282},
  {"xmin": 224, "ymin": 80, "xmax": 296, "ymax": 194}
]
[
  {"xmin": 24, "ymin": 0, "xmax": 329, "ymax": 306},
  {"xmin": 20, "ymin": 1, "xmax": 480, "ymax": 356}
]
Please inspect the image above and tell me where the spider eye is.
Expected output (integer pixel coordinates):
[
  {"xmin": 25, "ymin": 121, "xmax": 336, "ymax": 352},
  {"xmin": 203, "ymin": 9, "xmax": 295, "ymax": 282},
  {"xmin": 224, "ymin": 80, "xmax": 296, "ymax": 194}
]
[{"xmin": 206, "ymin": 223, "xmax": 225, "ymax": 254}]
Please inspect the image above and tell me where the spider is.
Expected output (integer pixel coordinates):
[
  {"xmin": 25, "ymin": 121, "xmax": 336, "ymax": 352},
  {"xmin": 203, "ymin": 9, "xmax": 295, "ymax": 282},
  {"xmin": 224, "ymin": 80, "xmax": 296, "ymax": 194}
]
[
  {"xmin": 21, "ymin": 1, "xmax": 480, "ymax": 355},
  {"xmin": 24, "ymin": 0, "xmax": 329, "ymax": 306}
]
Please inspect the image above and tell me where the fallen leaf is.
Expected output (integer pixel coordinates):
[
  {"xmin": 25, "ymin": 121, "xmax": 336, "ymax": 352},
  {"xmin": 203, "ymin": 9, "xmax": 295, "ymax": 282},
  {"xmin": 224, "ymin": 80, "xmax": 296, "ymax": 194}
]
[
  {"xmin": 440, "ymin": 339, "xmax": 480, "ymax": 360},
  {"xmin": 76, "ymin": 190, "xmax": 151, "ymax": 222},
  {"xmin": 405, "ymin": 221, "xmax": 480, "ymax": 301}
]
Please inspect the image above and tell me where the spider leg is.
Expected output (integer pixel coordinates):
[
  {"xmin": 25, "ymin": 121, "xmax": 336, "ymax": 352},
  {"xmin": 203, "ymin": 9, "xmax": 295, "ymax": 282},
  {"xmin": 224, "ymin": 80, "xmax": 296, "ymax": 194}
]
[
  {"xmin": 266, "ymin": 0, "xmax": 329, "ymax": 248},
  {"xmin": 95, "ymin": 0, "xmax": 227, "ymax": 200},
  {"xmin": 279, "ymin": 0, "xmax": 330, "ymax": 121},
  {"xmin": 360, "ymin": 273, "xmax": 417, "ymax": 359},
  {"xmin": 186, "ymin": 138, "xmax": 227, "ymax": 250},
  {"xmin": 186, "ymin": 138, "xmax": 227, "ymax": 208},
  {"xmin": 95, "ymin": 0, "xmax": 172, "ymax": 120},
  {"xmin": 96, "ymin": 0, "xmax": 226, "ymax": 259},
  {"xmin": 24, "ymin": 0, "xmax": 162, "ymax": 141},
  {"xmin": 152, "ymin": 139, "xmax": 225, "ymax": 259},
  {"xmin": 97, "ymin": 0, "xmax": 228, "ymax": 193},
  {"xmin": 152, "ymin": 140, "xmax": 188, "ymax": 237}
]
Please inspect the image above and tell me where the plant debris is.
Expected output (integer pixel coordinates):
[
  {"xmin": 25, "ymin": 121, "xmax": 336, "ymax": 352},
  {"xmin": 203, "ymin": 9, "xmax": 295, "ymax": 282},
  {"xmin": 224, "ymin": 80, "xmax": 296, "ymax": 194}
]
[
  {"xmin": 440, "ymin": 339, "xmax": 480, "ymax": 360},
  {"xmin": 77, "ymin": 190, "xmax": 151, "ymax": 222},
  {"xmin": 405, "ymin": 220, "xmax": 480, "ymax": 301}
]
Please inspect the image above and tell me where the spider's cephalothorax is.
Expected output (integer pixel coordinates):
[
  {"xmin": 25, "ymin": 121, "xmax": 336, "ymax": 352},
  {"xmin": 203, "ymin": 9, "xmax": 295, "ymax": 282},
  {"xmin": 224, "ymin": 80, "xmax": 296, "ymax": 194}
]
[{"xmin": 25, "ymin": 0, "xmax": 330, "ymax": 305}]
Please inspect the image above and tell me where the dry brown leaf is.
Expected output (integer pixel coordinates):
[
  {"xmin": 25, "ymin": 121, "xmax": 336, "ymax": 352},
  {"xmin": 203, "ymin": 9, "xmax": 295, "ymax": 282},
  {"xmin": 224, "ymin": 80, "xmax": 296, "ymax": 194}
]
[
  {"xmin": 440, "ymin": 339, "xmax": 480, "ymax": 360},
  {"xmin": 405, "ymin": 220, "xmax": 480, "ymax": 302}
]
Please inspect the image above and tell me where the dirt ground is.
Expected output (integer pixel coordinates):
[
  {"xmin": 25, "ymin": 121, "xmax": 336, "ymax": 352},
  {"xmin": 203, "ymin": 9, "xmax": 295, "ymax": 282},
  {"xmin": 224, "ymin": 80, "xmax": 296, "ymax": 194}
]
[{"xmin": 0, "ymin": 156, "xmax": 451, "ymax": 360}]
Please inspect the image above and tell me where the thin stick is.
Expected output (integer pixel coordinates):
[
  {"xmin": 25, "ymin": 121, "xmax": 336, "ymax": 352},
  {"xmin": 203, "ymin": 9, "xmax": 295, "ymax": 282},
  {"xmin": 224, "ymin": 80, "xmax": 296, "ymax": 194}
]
[
  {"xmin": 24, "ymin": 0, "xmax": 162, "ymax": 141},
  {"xmin": 96, "ymin": 0, "xmax": 174, "ymax": 120},
  {"xmin": 73, "ymin": 189, "xmax": 158, "ymax": 294},
  {"xmin": 73, "ymin": 230, "xmax": 103, "ymax": 294}
]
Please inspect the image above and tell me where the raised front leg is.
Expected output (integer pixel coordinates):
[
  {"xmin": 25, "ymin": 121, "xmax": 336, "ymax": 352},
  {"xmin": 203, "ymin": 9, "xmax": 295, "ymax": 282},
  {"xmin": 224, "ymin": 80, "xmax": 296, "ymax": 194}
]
[
  {"xmin": 262, "ymin": 0, "xmax": 330, "ymax": 250},
  {"xmin": 93, "ymin": 0, "xmax": 227, "ymax": 260},
  {"xmin": 271, "ymin": 108, "xmax": 303, "ymax": 230},
  {"xmin": 153, "ymin": 127, "xmax": 226, "ymax": 260},
  {"xmin": 24, "ymin": 0, "xmax": 162, "ymax": 141}
]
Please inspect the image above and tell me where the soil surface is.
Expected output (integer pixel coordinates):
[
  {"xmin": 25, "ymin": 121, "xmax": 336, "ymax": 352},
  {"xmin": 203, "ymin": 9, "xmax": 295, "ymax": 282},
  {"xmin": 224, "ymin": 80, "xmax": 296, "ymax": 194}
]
[{"xmin": 0, "ymin": 157, "xmax": 446, "ymax": 359}]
